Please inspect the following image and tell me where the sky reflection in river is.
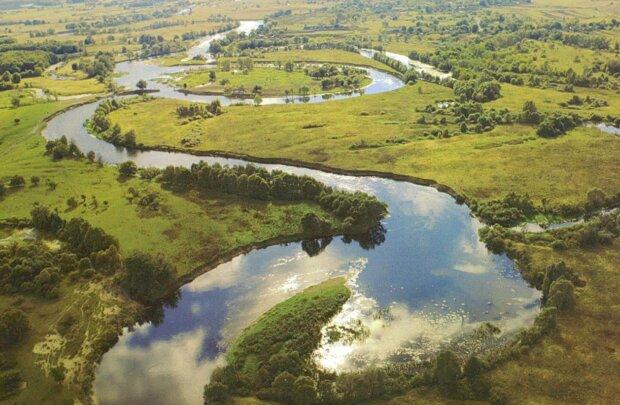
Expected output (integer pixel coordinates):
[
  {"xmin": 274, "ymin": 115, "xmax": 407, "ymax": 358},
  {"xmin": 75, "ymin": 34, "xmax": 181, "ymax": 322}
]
[{"xmin": 94, "ymin": 176, "xmax": 540, "ymax": 405}]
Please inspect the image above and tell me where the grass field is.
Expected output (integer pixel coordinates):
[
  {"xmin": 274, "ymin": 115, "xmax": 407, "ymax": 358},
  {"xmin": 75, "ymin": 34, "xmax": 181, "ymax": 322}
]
[
  {"xmin": 22, "ymin": 76, "xmax": 107, "ymax": 97},
  {"xmin": 236, "ymin": 49, "xmax": 399, "ymax": 73},
  {"xmin": 108, "ymin": 83, "xmax": 620, "ymax": 207},
  {"xmin": 168, "ymin": 66, "xmax": 370, "ymax": 96}
]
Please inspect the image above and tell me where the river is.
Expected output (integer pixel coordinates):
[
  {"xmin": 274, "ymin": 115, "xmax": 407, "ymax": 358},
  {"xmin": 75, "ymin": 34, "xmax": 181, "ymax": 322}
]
[{"xmin": 41, "ymin": 21, "xmax": 540, "ymax": 405}]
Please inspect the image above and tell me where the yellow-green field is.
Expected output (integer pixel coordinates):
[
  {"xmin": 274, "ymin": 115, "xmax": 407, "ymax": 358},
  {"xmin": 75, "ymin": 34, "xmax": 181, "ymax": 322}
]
[
  {"xmin": 168, "ymin": 66, "xmax": 370, "ymax": 96},
  {"xmin": 108, "ymin": 84, "xmax": 620, "ymax": 207}
]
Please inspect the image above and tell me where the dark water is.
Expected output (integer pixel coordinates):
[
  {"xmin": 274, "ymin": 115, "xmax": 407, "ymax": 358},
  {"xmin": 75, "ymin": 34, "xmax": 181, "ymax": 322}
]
[{"xmin": 40, "ymin": 23, "xmax": 540, "ymax": 405}]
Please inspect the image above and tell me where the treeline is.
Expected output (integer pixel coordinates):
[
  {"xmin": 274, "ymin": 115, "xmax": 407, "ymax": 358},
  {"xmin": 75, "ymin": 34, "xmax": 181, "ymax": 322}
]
[
  {"xmin": 304, "ymin": 64, "xmax": 368, "ymax": 90},
  {"xmin": 89, "ymin": 98, "xmax": 139, "ymax": 148},
  {"xmin": 0, "ymin": 50, "xmax": 50, "ymax": 77},
  {"xmin": 146, "ymin": 162, "xmax": 387, "ymax": 229},
  {"xmin": 176, "ymin": 100, "xmax": 222, "ymax": 119},
  {"xmin": 453, "ymin": 78, "xmax": 501, "ymax": 102},
  {"xmin": 76, "ymin": 52, "xmax": 114, "ymax": 80}
]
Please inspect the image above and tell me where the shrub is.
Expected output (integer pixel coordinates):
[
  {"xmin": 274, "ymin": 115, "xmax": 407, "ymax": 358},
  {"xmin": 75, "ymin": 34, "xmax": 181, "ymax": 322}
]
[
  {"xmin": 0, "ymin": 369, "xmax": 22, "ymax": 397},
  {"xmin": 8, "ymin": 176, "xmax": 25, "ymax": 188},
  {"xmin": 203, "ymin": 381, "xmax": 228, "ymax": 404},
  {"xmin": 118, "ymin": 161, "xmax": 138, "ymax": 177},
  {"xmin": 547, "ymin": 279, "xmax": 576, "ymax": 310},
  {"xmin": 0, "ymin": 309, "xmax": 29, "ymax": 348},
  {"xmin": 119, "ymin": 252, "xmax": 176, "ymax": 305},
  {"xmin": 433, "ymin": 350, "xmax": 461, "ymax": 394}
]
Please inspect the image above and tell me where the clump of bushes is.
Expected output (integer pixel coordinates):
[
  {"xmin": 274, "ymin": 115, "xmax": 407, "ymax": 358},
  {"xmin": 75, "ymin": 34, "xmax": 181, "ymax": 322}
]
[
  {"xmin": 45, "ymin": 136, "xmax": 83, "ymax": 160},
  {"xmin": 536, "ymin": 112, "xmax": 581, "ymax": 138},
  {"xmin": 453, "ymin": 77, "xmax": 501, "ymax": 102},
  {"xmin": 472, "ymin": 193, "xmax": 536, "ymax": 227},
  {"xmin": 176, "ymin": 100, "xmax": 222, "ymax": 119}
]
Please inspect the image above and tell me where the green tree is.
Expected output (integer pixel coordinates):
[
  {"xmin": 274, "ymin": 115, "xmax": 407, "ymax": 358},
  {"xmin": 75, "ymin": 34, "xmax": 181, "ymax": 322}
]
[
  {"xmin": 547, "ymin": 279, "xmax": 575, "ymax": 310},
  {"xmin": 433, "ymin": 350, "xmax": 461, "ymax": 394},
  {"xmin": 0, "ymin": 309, "xmax": 30, "ymax": 348},
  {"xmin": 119, "ymin": 252, "xmax": 176, "ymax": 304},
  {"xmin": 136, "ymin": 79, "xmax": 148, "ymax": 90},
  {"xmin": 272, "ymin": 371, "xmax": 295, "ymax": 402},
  {"xmin": 203, "ymin": 381, "xmax": 228, "ymax": 404},
  {"xmin": 293, "ymin": 376, "xmax": 317, "ymax": 404},
  {"xmin": 118, "ymin": 161, "xmax": 138, "ymax": 177}
]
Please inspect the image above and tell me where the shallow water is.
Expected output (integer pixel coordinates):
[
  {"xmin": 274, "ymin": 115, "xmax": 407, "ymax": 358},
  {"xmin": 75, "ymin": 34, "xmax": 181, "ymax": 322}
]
[{"xmin": 40, "ymin": 22, "xmax": 540, "ymax": 405}]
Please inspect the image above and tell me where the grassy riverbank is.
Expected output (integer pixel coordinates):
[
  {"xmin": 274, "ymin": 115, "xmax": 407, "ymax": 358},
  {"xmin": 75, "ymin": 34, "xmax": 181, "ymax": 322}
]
[{"xmin": 107, "ymin": 84, "xmax": 619, "ymax": 208}]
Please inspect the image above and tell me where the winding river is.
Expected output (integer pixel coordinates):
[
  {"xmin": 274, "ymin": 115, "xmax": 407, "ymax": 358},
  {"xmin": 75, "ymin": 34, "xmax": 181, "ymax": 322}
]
[{"xmin": 41, "ymin": 21, "xmax": 540, "ymax": 405}]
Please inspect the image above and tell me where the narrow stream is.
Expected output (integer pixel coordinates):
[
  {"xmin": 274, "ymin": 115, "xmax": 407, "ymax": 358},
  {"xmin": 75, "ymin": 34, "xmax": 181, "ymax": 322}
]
[{"xmin": 41, "ymin": 21, "xmax": 540, "ymax": 405}]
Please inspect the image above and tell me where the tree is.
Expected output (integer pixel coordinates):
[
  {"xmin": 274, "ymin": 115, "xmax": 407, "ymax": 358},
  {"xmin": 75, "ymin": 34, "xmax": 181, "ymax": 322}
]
[
  {"xmin": 520, "ymin": 101, "xmax": 540, "ymax": 124},
  {"xmin": 293, "ymin": 376, "xmax": 317, "ymax": 404},
  {"xmin": 118, "ymin": 161, "xmax": 137, "ymax": 177},
  {"xmin": 136, "ymin": 79, "xmax": 148, "ymax": 90},
  {"xmin": 463, "ymin": 355, "xmax": 485, "ymax": 379},
  {"xmin": 9, "ymin": 175, "xmax": 25, "ymax": 188},
  {"xmin": 547, "ymin": 279, "xmax": 575, "ymax": 310},
  {"xmin": 203, "ymin": 381, "xmax": 229, "ymax": 404},
  {"xmin": 208, "ymin": 70, "xmax": 216, "ymax": 82},
  {"xmin": 272, "ymin": 371, "xmax": 295, "ymax": 402},
  {"xmin": 433, "ymin": 350, "xmax": 461, "ymax": 394},
  {"xmin": 253, "ymin": 94, "xmax": 263, "ymax": 106},
  {"xmin": 0, "ymin": 309, "xmax": 29, "ymax": 348},
  {"xmin": 119, "ymin": 252, "xmax": 176, "ymax": 304}
]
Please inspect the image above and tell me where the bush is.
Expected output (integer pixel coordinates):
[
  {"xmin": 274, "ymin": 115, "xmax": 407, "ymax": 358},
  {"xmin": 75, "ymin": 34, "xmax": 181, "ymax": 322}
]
[
  {"xmin": 547, "ymin": 279, "xmax": 575, "ymax": 310},
  {"xmin": 433, "ymin": 350, "xmax": 461, "ymax": 394},
  {"xmin": 534, "ymin": 306, "xmax": 557, "ymax": 334},
  {"xmin": 8, "ymin": 176, "xmax": 25, "ymax": 188},
  {"xmin": 119, "ymin": 252, "xmax": 176, "ymax": 304},
  {"xmin": 0, "ymin": 369, "xmax": 22, "ymax": 397},
  {"xmin": 203, "ymin": 381, "xmax": 228, "ymax": 404},
  {"xmin": 0, "ymin": 309, "xmax": 29, "ymax": 348},
  {"xmin": 118, "ymin": 161, "xmax": 137, "ymax": 177}
]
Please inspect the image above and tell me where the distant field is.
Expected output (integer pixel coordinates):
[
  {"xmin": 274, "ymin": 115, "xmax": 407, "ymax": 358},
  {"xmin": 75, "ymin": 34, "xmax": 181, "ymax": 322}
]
[
  {"xmin": 108, "ymin": 83, "xmax": 620, "ymax": 207},
  {"xmin": 23, "ymin": 76, "xmax": 107, "ymax": 96},
  {"xmin": 169, "ymin": 66, "xmax": 371, "ymax": 96},
  {"xmin": 238, "ymin": 49, "xmax": 400, "ymax": 73}
]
